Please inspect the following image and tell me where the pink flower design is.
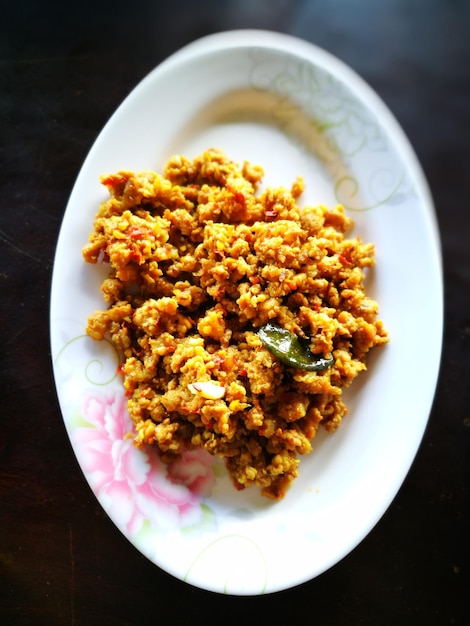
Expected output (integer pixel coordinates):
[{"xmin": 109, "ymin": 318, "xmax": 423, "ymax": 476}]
[
  {"xmin": 72, "ymin": 391, "xmax": 215, "ymax": 535},
  {"xmin": 167, "ymin": 449, "xmax": 215, "ymax": 497}
]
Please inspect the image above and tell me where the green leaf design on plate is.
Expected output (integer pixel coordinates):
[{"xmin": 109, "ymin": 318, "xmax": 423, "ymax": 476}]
[
  {"xmin": 54, "ymin": 334, "xmax": 120, "ymax": 386},
  {"xmin": 249, "ymin": 51, "xmax": 414, "ymax": 211}
]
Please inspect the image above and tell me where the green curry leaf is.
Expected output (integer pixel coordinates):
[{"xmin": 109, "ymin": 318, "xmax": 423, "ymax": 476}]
[{"xmin": 257, "ymin": 323, "xmax": 334, "ymax": 372}]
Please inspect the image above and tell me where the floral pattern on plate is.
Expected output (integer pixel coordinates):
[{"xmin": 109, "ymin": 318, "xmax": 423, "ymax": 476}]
[
  {"xmin": 54, "ymin": 333, "xmax": 217, "ymax": 537},
  {"xmin": 72, "ymin": 390, "xmax": 216, "ymax": 534}
]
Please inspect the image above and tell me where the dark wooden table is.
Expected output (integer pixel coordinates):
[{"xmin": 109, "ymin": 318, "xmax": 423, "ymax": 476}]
[{"xmin": 1, "ymin": 1, "xmax": 469, "ymax": 624}]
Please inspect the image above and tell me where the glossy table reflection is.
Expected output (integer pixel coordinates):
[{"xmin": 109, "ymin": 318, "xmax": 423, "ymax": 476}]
[{"xmin": 1, "ymin": 1, "xmax": 468, "ymax": 624}]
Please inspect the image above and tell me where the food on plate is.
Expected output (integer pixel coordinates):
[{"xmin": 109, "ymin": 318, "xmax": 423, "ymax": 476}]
[{"xmin": 82, "ymin": 148, "xmax": 388, "ymax": 499}]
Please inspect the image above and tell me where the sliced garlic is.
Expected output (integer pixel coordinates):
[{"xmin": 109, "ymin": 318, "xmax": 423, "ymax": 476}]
[{"xmin": 188, "ymin": 381, "xmax": 226, "ymax": 400}]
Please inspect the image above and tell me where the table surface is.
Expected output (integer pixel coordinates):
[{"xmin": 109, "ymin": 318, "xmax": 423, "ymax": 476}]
[{"xmin": 1, "ymin": 1, "xmax": 469, "ymax": 624}]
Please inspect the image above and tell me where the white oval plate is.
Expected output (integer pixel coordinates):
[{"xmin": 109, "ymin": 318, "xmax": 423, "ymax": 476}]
[{"xmin": 50, "ymin": 30, "xmax": 443, "ymax": 595}]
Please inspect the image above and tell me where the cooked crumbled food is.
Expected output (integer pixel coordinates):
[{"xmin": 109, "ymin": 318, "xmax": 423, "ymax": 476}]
[{"xmin": 83, "ymin": 148, "xmax": 388, "ymax": 499}]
